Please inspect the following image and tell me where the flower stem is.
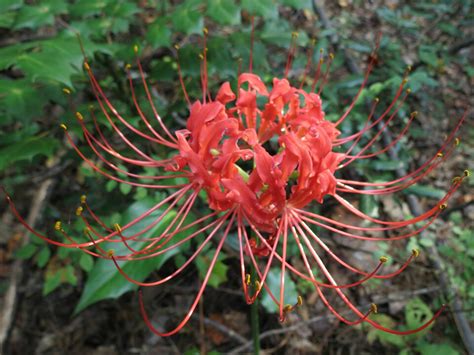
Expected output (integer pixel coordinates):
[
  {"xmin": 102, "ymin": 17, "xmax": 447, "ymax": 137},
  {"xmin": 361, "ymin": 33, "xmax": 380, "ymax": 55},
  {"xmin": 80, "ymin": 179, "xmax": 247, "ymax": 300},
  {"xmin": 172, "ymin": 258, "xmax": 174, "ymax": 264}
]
[{"xmin": 250, "ymin": 266, "xmax": 260, "ymax": 355}]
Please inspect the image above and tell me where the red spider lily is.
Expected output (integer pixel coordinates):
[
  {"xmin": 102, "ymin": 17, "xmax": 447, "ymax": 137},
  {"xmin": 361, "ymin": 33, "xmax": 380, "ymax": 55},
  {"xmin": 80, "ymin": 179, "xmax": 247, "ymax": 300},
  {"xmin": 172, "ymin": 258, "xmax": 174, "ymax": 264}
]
[{"xmin": 2, "ymin": 25, "xmax": 470, "ymax": 338}]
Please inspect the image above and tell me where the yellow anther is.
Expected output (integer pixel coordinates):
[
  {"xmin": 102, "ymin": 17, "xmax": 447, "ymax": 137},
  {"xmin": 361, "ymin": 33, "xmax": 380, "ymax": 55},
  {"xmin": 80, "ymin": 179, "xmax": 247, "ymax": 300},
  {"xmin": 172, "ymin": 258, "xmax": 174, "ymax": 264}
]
[
  {"xmin": 284, "ymin": 304, "xmax": 293, "ymax": 312},
  {"xmin": 54, "ymin": 221, "xmax": 62, "ymax": 231},
  {"xmin": 411, "ymin": 111, "xmax": 418, "ymax": 117},
  {"xmin": 464, "ymin": 170, "xmax": 471, "ymax": 177},
  {"xmin": 113, "ymin": 223, "xmax": 122, "ymax": 233},
  {"xmin": 297, "ymin": 295, "xmax": 303, "ymax": 307},
  {"xmin": 379, "ymin": 256, "xmax": 388, "ymax": 263},
  {"xmin": 210, "ymin": 148, "xmax": 219, "ymax": 156},
  {"xmin": 437, "ymin": 152, "xmax": 444, "ymax": 157},
  {"xmin": 80, "ymin": 195, "xmax": 87, "ymax": 204},
  {"xmin": 237, "ymin": 57, "xmax": 243, "ymax": 62},
  {"xmin": 83, "ymin": 61, "xmax": 90, "ymax": 71},
  {"xmin": 319, "ymin": 58, "xmax": 324, "ymax": 64},
  {"xmin": 412, "ymin": 249, "xmax": 420, "ymax": 257},
  {"xmin": 439, "ymin": 203, "xmax": 447, "ymax": 210},
  {"xmin": 174, "ymin": 44, "xmax": 180, "ymax": 50},
  {"xmin": 133, "ymin": 45, "xmax": 139, "ymax": 53},
  {"xmin": 452, "ymin": 176, "xmax": 461, "ymax": 184},
  {"xmin": 311, "ymin": 38, "xmax": 316, "ymax": 45},
  {"xmin": 75, "ymin": 206, "xmax": 83, "ymax": 216},
  {"xmin": 62, "ymin": 88, "xmax": 71, "ymax": 95},
  {"xmin": 83, "ymin": 227, "xmax": 90, "ymax": 235},
  {"xmin": 374, "ymin": 97, "xmax": 380, "ymax": 103},
  {"xmin": 245, "ymin": 274, "xmax": 251, "ymax": 285},
  {"xmin": 329, "ymin": 53, "xmax": 335, "ymax": 60},
  {"xmin": 255, "ymin": 280, "xmax": 262, "ymax": 291},
  {"xmin": 60, "ymin": 123, "xmax": 67, "ymax": 130},
  {"xmin": 402, "ymin": 78, "xmax": 409, "ymax": 85},
  {"xmin": 406, "ymin": 65, "xmax": 412, "ymax": 72},
  {"xmin": 125, "ymin": 63, "xmax": 131, "ymax": 70},
  {"xmin": 406, "ymin": 88, "xmax": 412, "ymax": 94},
  {"xmin": 320, "ymin": 48, "xmax": 324, "ymax": 54},
  {"xmin": 370, "ymin": 303, "xmax": 378, "ymax": 314},
  {"xmin": 454, "ymin": 137, "xmax": 460, "ymax": 146},
  {"xmin": 199, "ymin": 53, "xmax": 204, "ymax": 60},
  {"xmin": 75, "ymin": 111, "xmax": 83, "ymax": 121},
  {"xmin": 291, "ymin": 31, "xmax": 298, "ymax": 38},
  {"xmin": 203, "ymin": 27, "xmax": 208, "ymax": 35},
  {"xmin": 107, "ymin": 249, "xmax": 115, "ymax": 257}
]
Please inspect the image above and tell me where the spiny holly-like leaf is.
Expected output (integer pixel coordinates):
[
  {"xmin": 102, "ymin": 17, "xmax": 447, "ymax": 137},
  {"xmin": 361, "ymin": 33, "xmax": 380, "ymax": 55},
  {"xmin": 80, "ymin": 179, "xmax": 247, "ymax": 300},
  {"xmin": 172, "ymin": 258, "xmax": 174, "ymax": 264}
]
[
  {"xmin": 242, "ymin": 0, "xmax": 278, "ymax": 19},
  {"xmin": 206, "ymin": 0, "xmax": 241, "ymax": 25},
  {"xmin": 13, "ymin": 0, "xmax": 67, "ymax": 30},
  {"xmin": 0, "ymin": 136, "xmax": 59, "ymax": 171},
  {"xmin": 172, "ymin": 0, "xmax": 204, "ymax": 35}
]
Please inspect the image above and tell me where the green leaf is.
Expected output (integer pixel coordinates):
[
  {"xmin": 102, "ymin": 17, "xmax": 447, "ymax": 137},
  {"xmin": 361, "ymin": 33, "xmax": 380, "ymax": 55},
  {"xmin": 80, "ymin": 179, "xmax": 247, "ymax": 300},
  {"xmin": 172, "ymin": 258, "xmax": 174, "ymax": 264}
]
[
  {"xmin": 0, "ymin": 136, "xmax": 59, "ymax": 172},
  {"xmin": 43, "ymin": 269, "xmax": 62, "ymax": 296},
  {"xmin": 146, "ymin": 19, "xmax": 172, "ymax": 49},
  {"xmin": 13, "ymin": 0, "xmax": 67, "ymax": 30},
  {"xmin": 119, "ymin": 183, "xmax": 132, "ymax": 195},
  {"xmin": 36, "ymin": 247, "xmax": 51, "ymax": 268},
  {"xmin": 195, "ymin": 250, "xmax": 228, "ymax": 288},
  {"xmin": 0, "ymin": 0, "xmax": 23, "ymax": 12},
  {"xmin": 280, "ymin": 0, "xmax": 312, "ymax": 10},
  {"xmin": 15, "ymin": 244, "xmax": 38, "ymax": 260},
  {"xmin": 172, "ymin": 0, "xmax": 204, "ymax": 35},
  {"xmin": 79, "ymin": 253, "xmax": 94, "ymax": 272},
  {"xmin": 74, "ymin": 198, "xmax": 193, "ymax": 313},
  {"xmin": 404, "ymin": 184, "xmax": 445, "ymax": 199},
  {"xmin": 242, "ymin": 0, "xmax": 278, "ymax": 18},
  {"xmin": 206, "ymin": 0, "xmax": 241, "ymax": 25},
  {"xmin": 365, "ymin": 314, "xmax": 405, "ymax": 347},
  {"xmin": 261, "ymin": 268, "xmax": 298, "ymax": 313},
  {"xmin": 405, "ymin": 297, "xmax": 433, "ymax": 335},
  {"xmin": 261, "ymin": 19, "xmax": 309, "ymax": 48},
  {"xmin": 417, "ymin": 342, "xmax": 460, "ymax": 355},
  {"xmin": 0, "ymin": 79, "xmax": 45, "ymax": 123}
]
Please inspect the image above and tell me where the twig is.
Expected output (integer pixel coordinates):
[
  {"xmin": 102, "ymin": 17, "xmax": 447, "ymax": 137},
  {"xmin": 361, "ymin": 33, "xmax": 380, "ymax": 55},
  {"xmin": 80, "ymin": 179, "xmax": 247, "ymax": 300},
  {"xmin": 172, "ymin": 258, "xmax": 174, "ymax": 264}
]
[
  {"xmin": 0, "ymin": 177, "xmax": 56, "ymax": 351},
  {"xmin": 229, "ymin": 285, "xmax": 441, "ymax": 354},
  {"xmin": 192, "ymin": 316, "xmax": 248, "ymax": 345},
  {"xmin": 312, "ymin": 1, "xmax": 474, "ymax": 353}
]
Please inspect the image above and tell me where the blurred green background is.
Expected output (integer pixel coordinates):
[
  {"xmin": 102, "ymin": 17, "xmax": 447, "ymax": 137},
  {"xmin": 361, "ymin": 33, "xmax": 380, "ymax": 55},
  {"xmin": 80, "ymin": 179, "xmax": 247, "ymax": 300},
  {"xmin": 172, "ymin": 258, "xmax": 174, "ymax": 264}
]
[{"xmin": 0, "ymin": 0, "xmax": 472, "ymax": 354}]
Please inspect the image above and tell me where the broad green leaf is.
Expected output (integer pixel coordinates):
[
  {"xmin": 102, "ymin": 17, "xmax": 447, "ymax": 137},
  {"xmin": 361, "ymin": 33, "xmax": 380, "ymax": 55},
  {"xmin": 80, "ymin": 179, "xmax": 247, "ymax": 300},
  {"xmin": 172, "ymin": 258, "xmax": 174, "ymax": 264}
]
[
  {"xmin": 0, "ymin": 11, "xmax": 15, "ymax": 28},
  {"xmin": 280, "ymin": 0, "xmax": 312, "ymax": 10},
  {"xmin": 404, "ymin": 184, "xmax": 445, "ymax": 199},
  {"xmin": 261, "ymin": 19, "xmax": 309, "ymax": 48},
  {"xmin": 36, "ymin": 247, "xmax": 51, "ymax": 268},
  {"xmin": 195, "ymin": 250, "xmax": 228, "ymax": 288},
  {"xmin": 206, "ymin": 0, "xmax": 241, "ymax": 25},
  {"xmin": 172, "ymin": 0, "xmax": 204, "ymax": 35},
  {"xmin": 242, "ymin": 0, "xmax": 278, "ymax": 18},
  {"xmin": 0, "ymin": 0, "xmax": 23, "ymax": 12},
  {"xmin": 146, "ymin": 19, "xmax": 172, "ymax": 49},
  {"xmin": 417, "ymin": 342, "xmax": 460, "ymax": 355},
  {"xmin": 365, "ymin": 314, "xmax": 405, "ymax": 347},
  {"xmin": 15, "ymin": 244, "xmax": 38, "ymax": 260},
  {"xmin": 261, "ymin": 268, "xmax": 298, "ymax": 313},
  {"xmin": 13, "ymin": 0, "xmax": 67, "ymax": 30},
  {"xmin": 79, "ymin": 253, "xmax": 94, "ymax": 272},
  {"xmin": 0, "ymin": 79, "xmax": 45, "ymax": 123},
  {"xmin": 0, "ymin": 136, "xmax": 59, "ymax": 171},
  {"xmin": 74, "ymin": 198, "xmax": 194, "ymax": 313},
  {"xmin": 68, "ymin": 0, "xmax": 110, "ymax": 17}
]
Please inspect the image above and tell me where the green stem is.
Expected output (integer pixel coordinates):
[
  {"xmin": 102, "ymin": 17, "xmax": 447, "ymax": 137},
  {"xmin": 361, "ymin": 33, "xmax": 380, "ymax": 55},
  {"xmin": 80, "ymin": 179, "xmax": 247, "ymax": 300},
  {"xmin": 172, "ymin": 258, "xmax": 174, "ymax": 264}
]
[{"xmin": 250, "ymin": 267, "xmax": 260, "ymax": 355}]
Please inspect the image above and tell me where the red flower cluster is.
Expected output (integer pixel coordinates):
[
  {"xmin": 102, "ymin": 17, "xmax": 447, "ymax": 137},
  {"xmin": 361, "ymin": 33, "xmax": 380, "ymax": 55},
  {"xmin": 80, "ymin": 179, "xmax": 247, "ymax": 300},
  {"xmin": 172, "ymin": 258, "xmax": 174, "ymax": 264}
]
[{"xmin": 2, "ymin": 26, "xmax": 469, "ymax": 338}]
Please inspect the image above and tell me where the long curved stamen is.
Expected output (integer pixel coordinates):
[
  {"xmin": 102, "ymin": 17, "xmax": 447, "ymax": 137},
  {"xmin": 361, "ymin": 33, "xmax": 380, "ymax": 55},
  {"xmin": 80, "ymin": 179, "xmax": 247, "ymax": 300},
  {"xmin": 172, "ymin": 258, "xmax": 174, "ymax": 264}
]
[{"xmin": 138, "ymin": 212, "xmax": 235, "ymax": 337}]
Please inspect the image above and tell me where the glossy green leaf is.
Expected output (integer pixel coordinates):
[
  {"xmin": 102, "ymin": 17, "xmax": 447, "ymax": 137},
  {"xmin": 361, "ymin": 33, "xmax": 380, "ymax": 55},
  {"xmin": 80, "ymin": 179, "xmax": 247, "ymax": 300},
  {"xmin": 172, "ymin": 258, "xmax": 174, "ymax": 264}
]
[
  {"xmin": 195, "ymin": 250, "xmax": 228, "ymax": 288},
  {"xmin": 206, "ymin": 0, "xmax": 241, "ymax": 25},
  {"xmin": 13, "ymin": 0, "xmax": 67, "ymax": 30},
  {"xmin": 146, "ymin": 19, "xmax": 172, "ymax": 49},
  {"xmin": 15, "ymin": 244, "xmax": 38, "ymax": 260},
  {"xmin": 74, "ymin": 198, "xmax": 193, "ymax": 313},
  {"xmin": 36, "ymin": 247, "xmax": 51, "ymax": 268},
  {"xmin": 79, "ymin": 253, "xmax": 94, "ymax": 272},
  {"xmin": 172, "ymin": 0, "xmax": 204, "ymax": 35},
  {"xmin": 242, "ymin": 0, "xmax": 278, "ymax": 18},
  {"xmin": 0, "ymin": 136, "xmax": 59, "ymax": 171},
  {"xmin": 261, "ymin": 268, "xmax": 298, "ymax": 313}
]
